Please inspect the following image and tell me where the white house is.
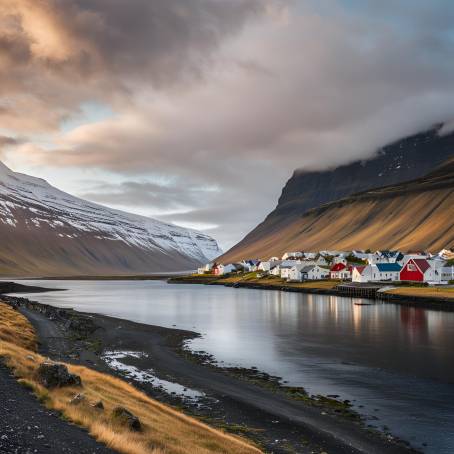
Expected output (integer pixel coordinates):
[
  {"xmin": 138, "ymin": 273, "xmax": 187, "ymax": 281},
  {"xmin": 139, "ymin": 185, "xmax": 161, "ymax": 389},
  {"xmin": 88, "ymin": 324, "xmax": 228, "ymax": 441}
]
[
  {"xmin": 197, "ymin": 263, "xmax": 213, "ymax": 274},
  {"xmin": 333, "ymin": 256, "xmax": 348, "ymax": 265},
  {"xmin": 441, "ymin": 266, "xmax": 454, "ymax": 282},
  {"xmin": 313, "ymin": 255, "xmax": 328, "ymax": 266},
  {"xmin": 280, "ymin": 264, "xmax": 296, "ymax": 279},
  {"xmin": 241, "ymin": 260, "xmax": 260, "ymax": 272},
  {"xmin": 373, "ymin": 263, "xmax": 402, "ymax": 281},
  {"xmin": 352, "ymin": 265, "xmax": 373, "ymax": 283},
  {"xmin": 282, "ymin": 252, "xmax": 304, "ymax": 260},
  {"xmin": 330, "ymin": 263, "xmax": 352, "ymax": 280},
  {"xmin": 288, "ymin": 262, "xmax": 329, "ymax": 282},
  {"xmin": 213, "ymin": 263, "xmax": 237, "ymax": 275},
  {"xmin": 304, "ymin": 265, "xmax": 330, "ymax": 280},
  {"xmin": 288, "ymin": 264, "xmax": 329, "ymax": 281},
  {"xmin": 258, "ymin": 261, "xmax": 270, "ymax": 272},
  {"xmin": 288, "ymin": 264, "xmax": 305, "ymax": 281},
  {"xmin": 259, "ymin": 260, "xmax": 282, "ymax": 272},
  {"xmin": 352, "ymin": 263, "xmax": 402, "ymax": 282}
]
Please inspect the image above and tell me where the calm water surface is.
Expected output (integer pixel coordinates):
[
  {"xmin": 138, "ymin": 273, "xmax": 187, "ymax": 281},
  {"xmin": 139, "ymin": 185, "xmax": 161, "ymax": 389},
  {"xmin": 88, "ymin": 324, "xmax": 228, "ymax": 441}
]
[{"xmin": 11, "ymin": 280, "xmax": 454, "ymax": 453}]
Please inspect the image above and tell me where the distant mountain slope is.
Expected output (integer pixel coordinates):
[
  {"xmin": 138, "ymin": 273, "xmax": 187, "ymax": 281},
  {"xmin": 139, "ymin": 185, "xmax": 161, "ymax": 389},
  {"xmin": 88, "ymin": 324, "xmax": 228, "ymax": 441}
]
[
  {"xmin": 221, "ymin": 126, "xmax": 454, "ymax": 261},
  {"xmin": 0, "ymin": 162, "xmax": 222, "ymax": 276}
]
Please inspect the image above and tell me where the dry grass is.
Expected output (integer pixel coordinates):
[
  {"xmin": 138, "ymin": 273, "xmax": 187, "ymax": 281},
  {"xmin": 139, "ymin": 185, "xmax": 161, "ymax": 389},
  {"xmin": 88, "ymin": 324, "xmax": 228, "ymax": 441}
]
[
  {"xmin": 287, "ymin": 280, "xmax": 339, "ymax": 289},
  {"xmin": 214, "ymin": 274, "xmax": 339, "ymax": 291},
  {"xmin": 221, "ymin": 188, "xmax": 454, "ymax": 263},
  {"xmin": 0, "ymin": 302, "xmax": 37, "ymax": 350},
  {"xmin": 0, "ymin": 301, "xmax": 261, "ymax": 454},
  {"xmin": 385, "ymin": 287, "xmax": 454, "ymax": 300}
]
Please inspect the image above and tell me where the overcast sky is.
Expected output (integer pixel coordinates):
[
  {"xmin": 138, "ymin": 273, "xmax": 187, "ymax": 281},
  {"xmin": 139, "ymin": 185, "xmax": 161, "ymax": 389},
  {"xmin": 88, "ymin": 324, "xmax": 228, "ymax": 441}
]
[{"xmin": 1, "ymin": 0, "xmax": 454, "ymax": 250}]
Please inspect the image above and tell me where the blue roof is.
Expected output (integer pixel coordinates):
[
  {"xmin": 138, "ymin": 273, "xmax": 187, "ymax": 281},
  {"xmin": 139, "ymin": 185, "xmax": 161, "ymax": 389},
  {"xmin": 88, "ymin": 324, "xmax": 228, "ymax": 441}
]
[{"xmin": 376, "ymin": 263, "xmax": 402, "ymax": 272}]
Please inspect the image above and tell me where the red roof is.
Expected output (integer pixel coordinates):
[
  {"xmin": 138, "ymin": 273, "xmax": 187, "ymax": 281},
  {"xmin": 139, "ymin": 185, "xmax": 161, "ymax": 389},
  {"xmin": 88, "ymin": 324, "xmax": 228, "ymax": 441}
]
[
  {"xmin": 354, "ymin": 265, "xmax": 366, "ymax": 275},
  {"xmin": 330, "ymin": 263, "xmax": 346, "ymax": 272},
  {"xmin": 412, "ymin": 259, "xmax": 431, "ymax": 273}
]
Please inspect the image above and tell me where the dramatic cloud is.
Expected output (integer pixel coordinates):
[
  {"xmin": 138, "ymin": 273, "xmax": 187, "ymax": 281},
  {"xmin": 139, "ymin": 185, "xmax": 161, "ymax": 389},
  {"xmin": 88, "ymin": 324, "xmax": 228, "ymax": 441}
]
[
  {"xmin": 2, "ymin": 0, "xmax": 454, "ymax": 248},
  {"xmin": 0, "ymin": 0, "xmax": 265, "ymax": 130}
]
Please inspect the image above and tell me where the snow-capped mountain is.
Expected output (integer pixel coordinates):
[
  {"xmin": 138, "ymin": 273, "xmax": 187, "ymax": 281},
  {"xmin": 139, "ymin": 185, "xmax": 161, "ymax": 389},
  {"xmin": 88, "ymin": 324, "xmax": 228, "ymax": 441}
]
[{"xmin": 0, "ymin": 161, "xmax": 222, "ymax": 276}]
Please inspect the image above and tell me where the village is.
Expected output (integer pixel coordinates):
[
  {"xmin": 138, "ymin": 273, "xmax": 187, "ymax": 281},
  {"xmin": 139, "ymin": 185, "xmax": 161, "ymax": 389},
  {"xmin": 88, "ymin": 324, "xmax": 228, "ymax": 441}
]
[{"xmin": 198, "ymin": 249, "xmax": 454, "ymax": 285}]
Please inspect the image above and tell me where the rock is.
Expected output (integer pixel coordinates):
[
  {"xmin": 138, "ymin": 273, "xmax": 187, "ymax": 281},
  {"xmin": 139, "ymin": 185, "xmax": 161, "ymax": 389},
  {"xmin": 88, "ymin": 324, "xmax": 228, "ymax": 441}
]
[
  {"xmin": 36, "ymin": 362, "xmax": 82, "ymax": 389},
  {"xmin": 92, "ymin": 400, "xmax": 104, "ymax": 410},
  {"xmin": 69, "ymin": 393, "xmax": 85, "ymax": 405},
  {"xmin": 111, "ymin": 407, "xmax": 141, "ymax": 432},
  {"xmin": 64, "ymin": 316, "xmax": 97, "ymax": 337}
]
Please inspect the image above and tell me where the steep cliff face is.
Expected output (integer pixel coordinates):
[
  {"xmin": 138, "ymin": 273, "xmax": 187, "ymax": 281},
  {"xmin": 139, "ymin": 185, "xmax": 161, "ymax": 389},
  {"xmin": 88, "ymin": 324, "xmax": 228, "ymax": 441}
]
[
  {"xmin": 0, "ymin": 162, "xmax": 222, "ymax": 276},
  {"xmin": 221, "ymin": 126, "xmax": 454, "ymax": 261}
]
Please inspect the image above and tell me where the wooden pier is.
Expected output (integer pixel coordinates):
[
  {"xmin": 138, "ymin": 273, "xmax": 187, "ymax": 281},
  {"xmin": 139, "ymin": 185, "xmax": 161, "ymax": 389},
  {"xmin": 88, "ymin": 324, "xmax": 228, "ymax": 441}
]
[{"xmin": 335, "ymin": 283, "xmax": 385, "ymax": 299}]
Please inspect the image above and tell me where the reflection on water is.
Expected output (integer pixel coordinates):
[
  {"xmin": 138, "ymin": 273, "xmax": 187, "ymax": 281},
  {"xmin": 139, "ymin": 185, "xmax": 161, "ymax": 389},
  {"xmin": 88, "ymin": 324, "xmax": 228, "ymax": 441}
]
[{"xmin": 10, "ymin": 280, "xmax": 454, "ymax": 453}]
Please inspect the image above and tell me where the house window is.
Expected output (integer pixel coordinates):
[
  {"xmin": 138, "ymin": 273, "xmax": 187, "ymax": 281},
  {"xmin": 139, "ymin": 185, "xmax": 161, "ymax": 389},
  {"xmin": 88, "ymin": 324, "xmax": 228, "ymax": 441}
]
[{"xmin": 407, "ymin": 264, "xmax": 416, "ymax": 271}]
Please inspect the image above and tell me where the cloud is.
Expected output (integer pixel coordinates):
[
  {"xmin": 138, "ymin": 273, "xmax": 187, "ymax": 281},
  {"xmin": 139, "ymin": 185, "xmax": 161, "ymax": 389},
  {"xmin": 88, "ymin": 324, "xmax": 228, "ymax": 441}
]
[
  {"xmin": 3, "ymin": 1, "xmax": 454, "ymax": 249},
  {"xmin": 0, "ymin": 0, "xmax": 266, "ymax": 131}
]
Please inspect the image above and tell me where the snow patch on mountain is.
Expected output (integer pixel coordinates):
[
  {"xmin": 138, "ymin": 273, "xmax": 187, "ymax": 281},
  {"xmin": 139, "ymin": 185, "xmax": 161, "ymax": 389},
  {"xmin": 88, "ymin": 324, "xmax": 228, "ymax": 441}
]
[{"xmin": 0, "ymin": 162, "xmax": 222, "ymax": 262}]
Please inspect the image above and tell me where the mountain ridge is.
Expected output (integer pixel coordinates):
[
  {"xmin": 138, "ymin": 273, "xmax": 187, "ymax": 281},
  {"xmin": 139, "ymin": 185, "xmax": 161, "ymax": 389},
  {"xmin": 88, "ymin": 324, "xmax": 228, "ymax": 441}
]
[
  {"xmin": 0, "ymin": 162, "xmax": 222, "ymax": 276},
  {"xmin": 220, "ymin": 126, "xmax": 454, "ymax": 262}
]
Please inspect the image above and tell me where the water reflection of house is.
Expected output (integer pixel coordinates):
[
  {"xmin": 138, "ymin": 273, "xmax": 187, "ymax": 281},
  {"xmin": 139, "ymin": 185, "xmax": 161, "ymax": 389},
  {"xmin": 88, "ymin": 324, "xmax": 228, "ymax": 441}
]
[{"xmin": 400, "ymin": 307, "xmax": 428, "ymax": 342}]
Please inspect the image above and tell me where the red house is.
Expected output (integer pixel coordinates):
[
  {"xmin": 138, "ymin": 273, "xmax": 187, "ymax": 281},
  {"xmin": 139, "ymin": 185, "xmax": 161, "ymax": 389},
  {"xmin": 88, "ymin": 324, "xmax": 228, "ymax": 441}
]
[
  {"xmin": 399, "ymin": 258, "xmax": 431, "ymax": 282},
  {"xmin": 330, "ymin": 263, "xmax": 352, "ymax": 280}
]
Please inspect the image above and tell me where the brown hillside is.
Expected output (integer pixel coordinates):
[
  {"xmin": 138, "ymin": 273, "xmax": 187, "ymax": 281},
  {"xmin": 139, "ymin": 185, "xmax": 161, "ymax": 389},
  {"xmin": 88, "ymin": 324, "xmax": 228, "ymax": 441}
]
[{"xmin": 220, "ymin": 159, "xmax": 454, "ymax": 262}]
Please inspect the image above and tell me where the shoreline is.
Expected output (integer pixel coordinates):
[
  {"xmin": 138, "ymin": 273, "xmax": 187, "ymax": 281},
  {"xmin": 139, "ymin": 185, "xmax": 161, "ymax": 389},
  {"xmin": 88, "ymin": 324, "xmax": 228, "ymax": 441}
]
[
  {"xmin": 1, "ymin": 289, "xmax": 418, "ymax": 454},
  {"xmin": 168, "ymin": 276, "xmax": 454, "ymax": 311}
]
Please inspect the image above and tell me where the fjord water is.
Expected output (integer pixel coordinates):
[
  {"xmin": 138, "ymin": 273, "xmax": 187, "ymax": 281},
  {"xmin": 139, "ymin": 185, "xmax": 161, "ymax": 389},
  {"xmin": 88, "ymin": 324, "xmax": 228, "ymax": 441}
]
[{"xmin": 15, "ymin": 280, "xmax": 454, "ymax": 453}]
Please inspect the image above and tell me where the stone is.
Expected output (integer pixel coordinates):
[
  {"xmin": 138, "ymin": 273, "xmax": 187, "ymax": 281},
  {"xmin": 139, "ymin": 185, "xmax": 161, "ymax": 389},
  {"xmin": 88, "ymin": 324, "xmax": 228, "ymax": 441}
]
[
  {"xmin": 69, "ymin": 393, "xmax": 86, "ymax": 405},
  {"xmin": 111, "ymin": 407, "xmax": 141, "ymax": 432},
  {"xmin": 36, "ymin": 362, "xmax": 82, "ymax": 389},
  {"xmin": 92, "ymin": 400, "xmax": 104, "ymax": 410}
]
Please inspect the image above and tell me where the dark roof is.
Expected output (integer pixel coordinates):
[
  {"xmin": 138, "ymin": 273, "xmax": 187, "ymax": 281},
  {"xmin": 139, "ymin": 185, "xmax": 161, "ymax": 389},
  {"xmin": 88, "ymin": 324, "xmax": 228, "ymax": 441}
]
[
  {"xmin": 301, "ymin": 265, "xmax": 316, "ymax": 273},
  {"xmin": 413, "ymin": 259, "xmax": 431, "ymax": 273},
  {"xmin": 376, "ymin": 263, "xmax": 402, "ymax": 272}
]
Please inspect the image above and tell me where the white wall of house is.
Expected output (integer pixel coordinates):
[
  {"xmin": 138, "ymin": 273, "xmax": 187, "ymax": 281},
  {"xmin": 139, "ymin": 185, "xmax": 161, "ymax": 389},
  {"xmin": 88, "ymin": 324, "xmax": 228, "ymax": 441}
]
[
  {"xmin": 352, "ymin": 266, "xmax": 373, "ymax": 283},
  {"xmin": 333, "ymin": 257, "xmax": 347, "ymax": 265},
  {"xmin": 288, "ymin": 265, "xmax": 304, "ymax": 281},
  {"xmin": 216, "ymin": 264, "xmax": 236, "ymax": 275},
  {"xmin": 331, "ymin": 270, "xmax": 351, "ymax": 280},
  {"xmin": 352, "ymin": 265, "xmax": 402, "ymax": 282},
  {"xmin": 307, "ymin": 265, "xmax": 330, "ymax": 280},
  {"xmin": 280, "ymin": 267, "xmax": 293, "ymax": 279},
  {"xmin": 258, "ymin": 261, "xmax": 271, "ymax": 272},
  {"xmin": 441, "ymin": 266, "xmax": 454, "ymax": 281},
  {"xmin": 289, "ymin": 265, "xmax": 329, "ymax": 281},
  {"xmin": 282, "ymin": 252, "xmax": 303, "ymax": 260}
]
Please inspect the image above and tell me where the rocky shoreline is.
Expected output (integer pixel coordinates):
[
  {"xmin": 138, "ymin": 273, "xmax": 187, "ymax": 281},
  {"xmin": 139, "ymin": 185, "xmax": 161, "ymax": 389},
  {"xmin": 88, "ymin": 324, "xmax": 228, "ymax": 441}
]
[{"xmin": 0, "ymin": 288, "xmax": 420, "ymax": 454}]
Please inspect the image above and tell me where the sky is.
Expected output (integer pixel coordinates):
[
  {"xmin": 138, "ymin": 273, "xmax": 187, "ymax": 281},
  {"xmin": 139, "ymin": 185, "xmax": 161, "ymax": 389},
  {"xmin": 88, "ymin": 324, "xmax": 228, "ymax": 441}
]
[{"xmin": 1, "ymin": 0, "xmax": 454, "ymax": 251}]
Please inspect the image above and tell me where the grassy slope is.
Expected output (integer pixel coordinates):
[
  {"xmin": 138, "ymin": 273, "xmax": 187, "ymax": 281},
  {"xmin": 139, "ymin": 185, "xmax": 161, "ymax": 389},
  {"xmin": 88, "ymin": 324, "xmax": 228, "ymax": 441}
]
[
  {"xmin": 220, "ymin": 162, "xmax": 454, "ymax": 262},
  {"xmin": 173, "ymin": 273, "xmax": 340, "ymax": 290},
  {"xmin": 0, "ymin": 302, "xmax": 261, "ymax": 454},
  {"xmin": 384, "ymin": 287, "xmax": 454, "ymax": 299}
]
